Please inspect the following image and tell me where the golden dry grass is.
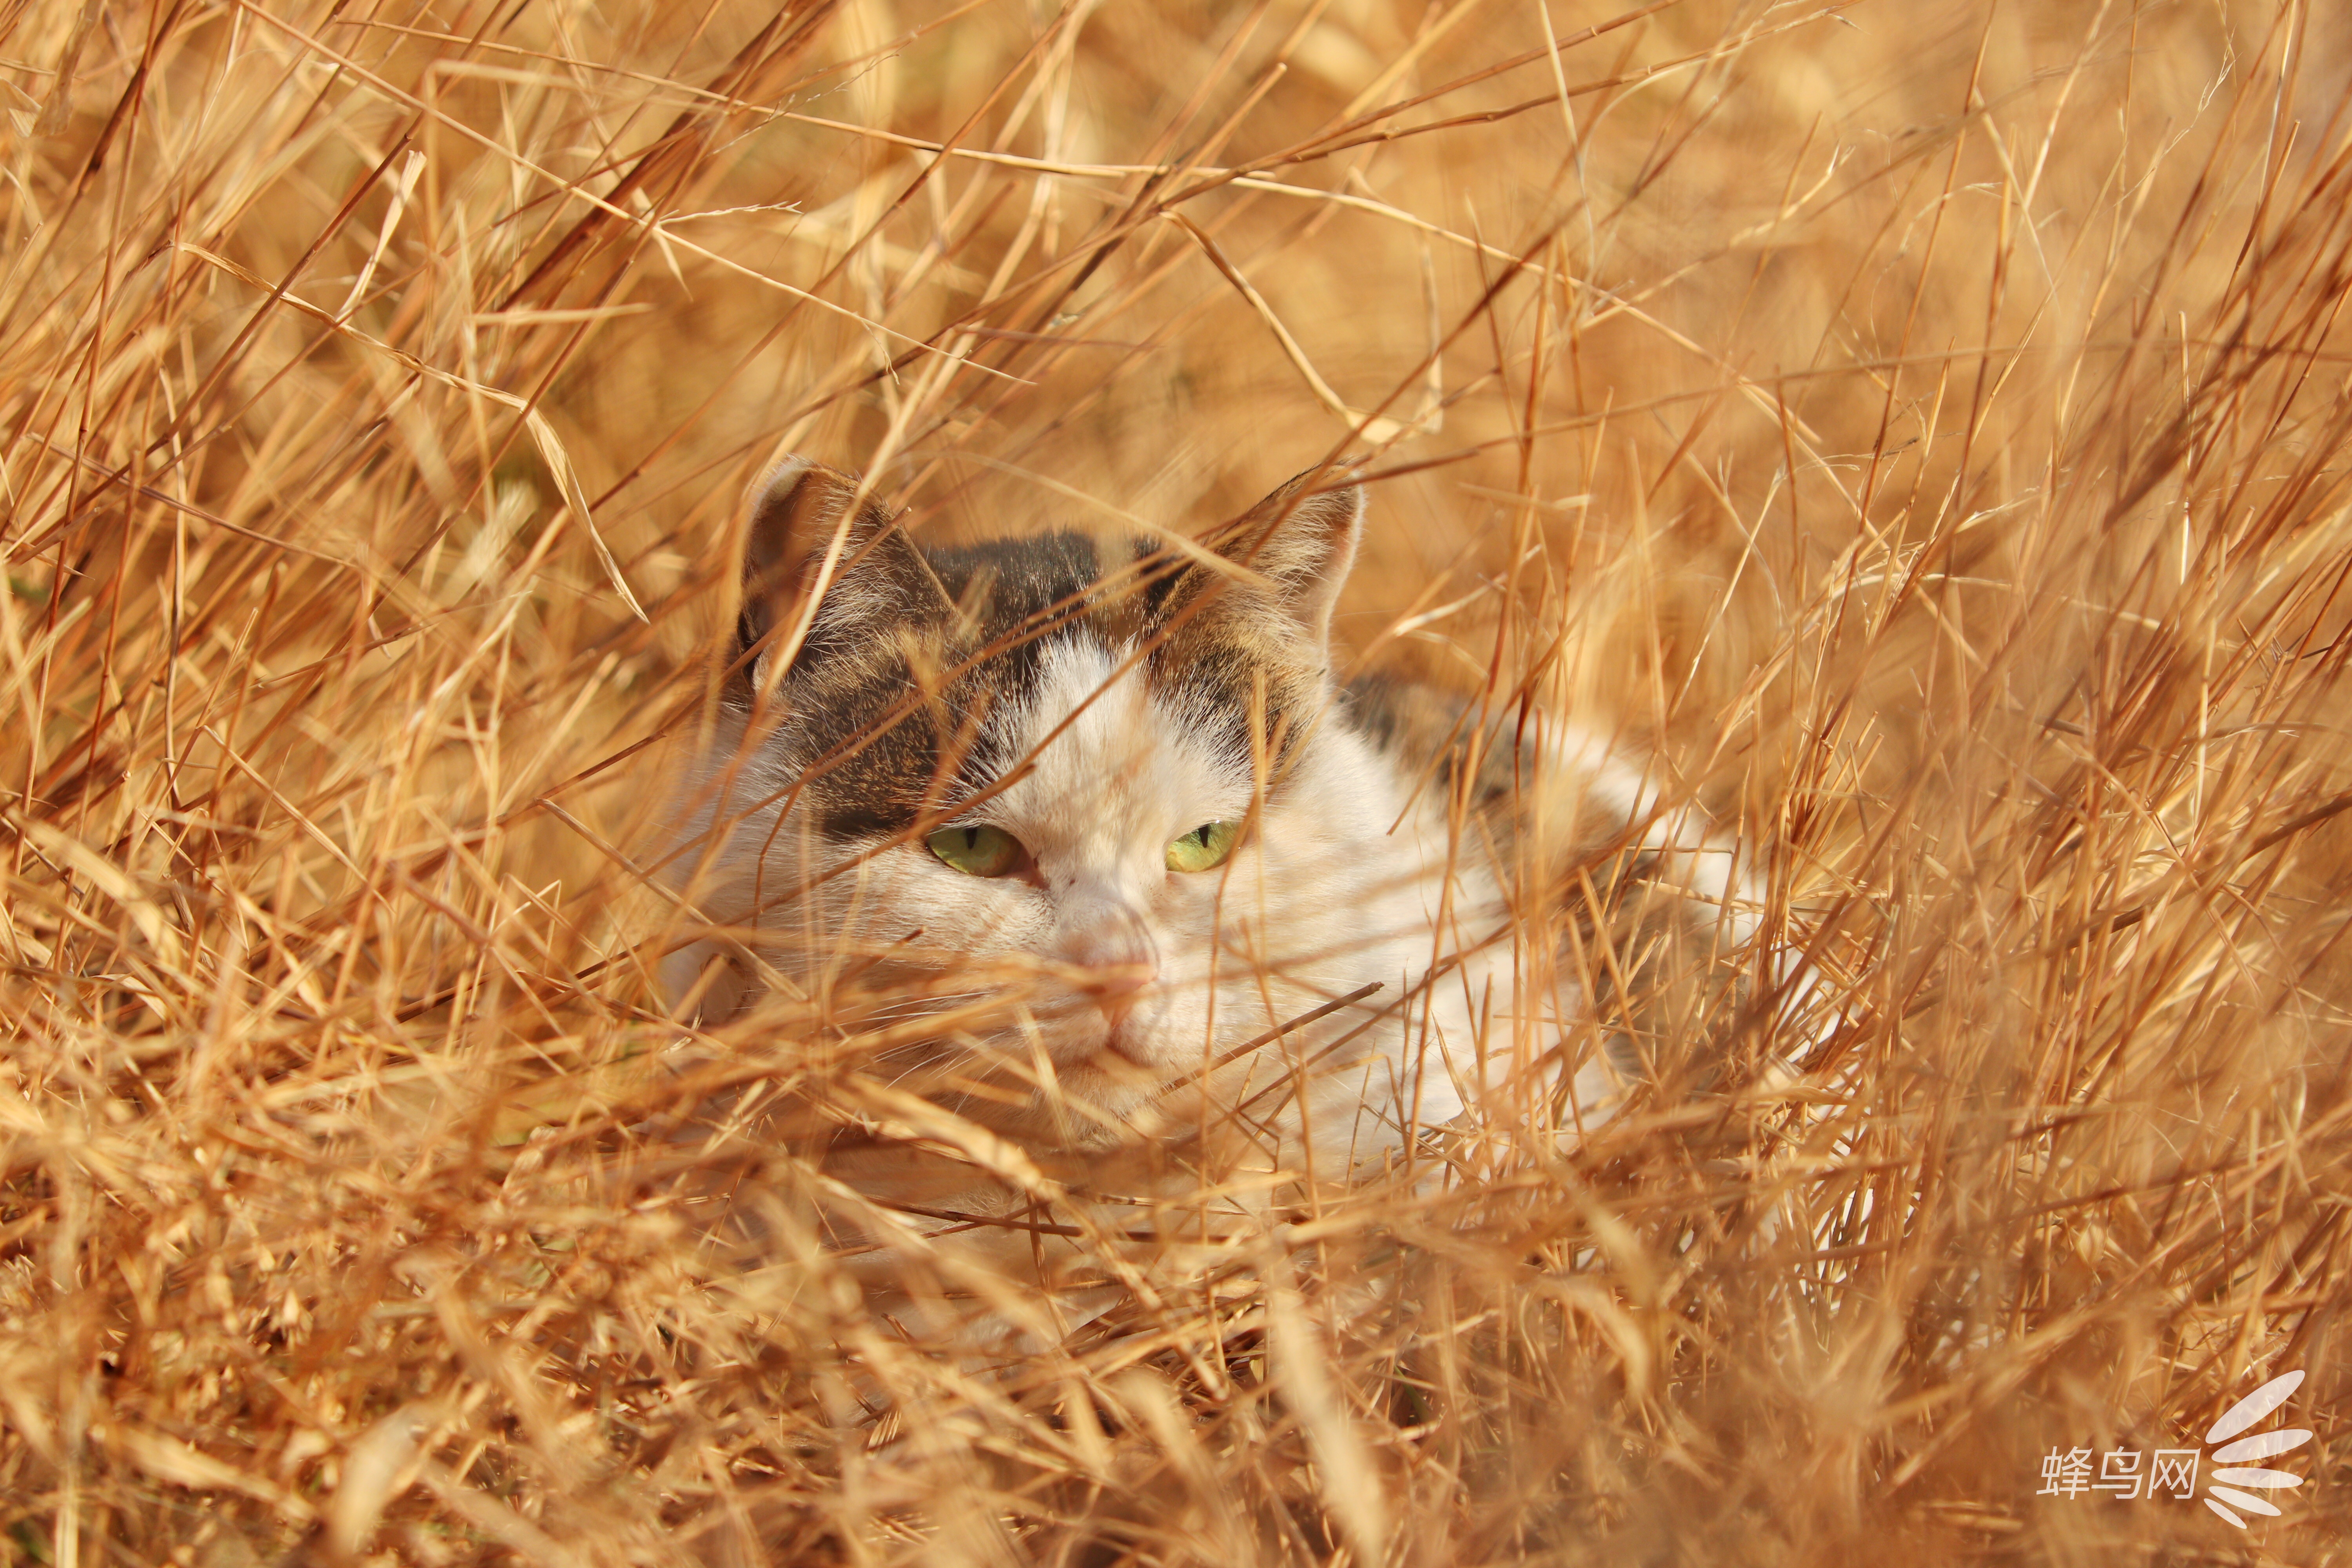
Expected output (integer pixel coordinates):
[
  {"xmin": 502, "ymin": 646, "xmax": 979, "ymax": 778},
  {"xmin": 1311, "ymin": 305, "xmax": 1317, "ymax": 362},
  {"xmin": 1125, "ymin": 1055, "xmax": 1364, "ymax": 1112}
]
[{"xmin": 4, "ymin": 0, "xmax": 2350, "ymax": 1561}]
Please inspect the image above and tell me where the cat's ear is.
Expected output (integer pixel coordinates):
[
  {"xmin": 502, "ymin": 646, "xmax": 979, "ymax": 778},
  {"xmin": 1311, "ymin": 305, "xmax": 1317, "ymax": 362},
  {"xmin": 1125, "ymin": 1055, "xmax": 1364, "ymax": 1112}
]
[
  {"xmin": 1200, "ymin": 461, "xmax": 1365, "ymax": 646},
  {"xmin": 734, "ymin": 457, "xmax": 936, "ymax": 687}
]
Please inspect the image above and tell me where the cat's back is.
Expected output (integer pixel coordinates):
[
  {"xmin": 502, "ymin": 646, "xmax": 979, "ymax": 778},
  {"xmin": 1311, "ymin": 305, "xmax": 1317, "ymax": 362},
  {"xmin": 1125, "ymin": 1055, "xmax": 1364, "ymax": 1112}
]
[{"xmin": 1341, "ymin": 670, "xmax": 1666, "ymax": 866}]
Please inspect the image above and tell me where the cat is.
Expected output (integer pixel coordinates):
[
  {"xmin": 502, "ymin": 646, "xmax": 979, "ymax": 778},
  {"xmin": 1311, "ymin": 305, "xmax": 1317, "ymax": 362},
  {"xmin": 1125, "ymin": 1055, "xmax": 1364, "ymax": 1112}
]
[{"xmin": 658, "ymin": 456, "xmax": 1770, "ymax": 1231}]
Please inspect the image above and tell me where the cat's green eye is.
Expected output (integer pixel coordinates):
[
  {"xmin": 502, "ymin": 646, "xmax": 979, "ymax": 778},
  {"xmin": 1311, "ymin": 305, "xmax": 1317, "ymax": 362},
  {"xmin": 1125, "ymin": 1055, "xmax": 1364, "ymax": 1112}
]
[
  {"xmin": 926, "ymin": 824, "xmax": 1025, "ymax": 877},
  {"xmin": 1165, "ymin": 820, "xmax": 1241, "ymax": 873}
]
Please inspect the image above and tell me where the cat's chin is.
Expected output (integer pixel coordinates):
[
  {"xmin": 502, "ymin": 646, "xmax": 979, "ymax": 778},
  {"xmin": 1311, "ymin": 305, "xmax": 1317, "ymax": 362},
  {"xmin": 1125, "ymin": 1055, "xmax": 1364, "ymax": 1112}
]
[{"xmin": 982, "ymin": 1038, "xmax": 1183, "ymax": 1142}]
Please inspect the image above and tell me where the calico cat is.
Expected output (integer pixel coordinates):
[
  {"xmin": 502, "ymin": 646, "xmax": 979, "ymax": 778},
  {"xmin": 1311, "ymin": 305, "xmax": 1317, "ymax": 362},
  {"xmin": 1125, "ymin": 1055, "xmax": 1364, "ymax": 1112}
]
[{"xmin": 661, "ymin": 456, "xmax": 1762, "ymax": 1208}]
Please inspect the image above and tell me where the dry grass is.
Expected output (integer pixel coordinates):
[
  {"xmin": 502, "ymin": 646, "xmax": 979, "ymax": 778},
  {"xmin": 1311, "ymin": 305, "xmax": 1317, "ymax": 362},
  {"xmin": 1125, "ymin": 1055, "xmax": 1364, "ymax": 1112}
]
[{"xmin": 4, "ymin": 0, "xmax": 2350, "ymax": 1561}]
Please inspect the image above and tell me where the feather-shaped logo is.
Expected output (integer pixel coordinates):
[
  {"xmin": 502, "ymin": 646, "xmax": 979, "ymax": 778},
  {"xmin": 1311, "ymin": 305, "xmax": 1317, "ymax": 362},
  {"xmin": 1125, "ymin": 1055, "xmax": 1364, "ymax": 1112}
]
[{"xmin": 2200, "ymin": 1369, "xmax": 2309, "ymax": 1529}]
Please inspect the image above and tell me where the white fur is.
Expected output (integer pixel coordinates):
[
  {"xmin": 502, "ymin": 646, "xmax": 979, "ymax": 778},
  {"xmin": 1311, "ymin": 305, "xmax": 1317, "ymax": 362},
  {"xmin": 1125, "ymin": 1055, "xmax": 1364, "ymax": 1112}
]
[{"xmin": 656, "ymin": 634, "xmax": 1780, "ymax": 1187}]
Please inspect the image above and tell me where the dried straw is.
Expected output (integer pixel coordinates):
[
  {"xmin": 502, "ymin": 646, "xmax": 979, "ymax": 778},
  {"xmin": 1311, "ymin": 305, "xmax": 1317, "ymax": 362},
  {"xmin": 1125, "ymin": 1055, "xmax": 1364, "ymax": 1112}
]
[{"xmin": 2, "ymin": 0, "xmax": 2345, "ymax": 1561}]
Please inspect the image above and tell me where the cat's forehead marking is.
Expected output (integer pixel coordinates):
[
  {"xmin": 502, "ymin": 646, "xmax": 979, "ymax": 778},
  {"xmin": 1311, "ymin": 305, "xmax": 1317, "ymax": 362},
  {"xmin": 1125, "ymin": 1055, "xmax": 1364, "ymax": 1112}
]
[
  {"xmin": 984, "ymin": 637, "xmax": 1240, "ymax": 857},
  {"xmin": 780, "ymin": 528, "xmax": 1320, "ymax": 838},
  {"xmin": 927, "ymin": 531, "xmax": 1105, "ymax": 622},
  {"xmin": 924, "ymin": 531, "xmax": 1107, "ymax": 704}
]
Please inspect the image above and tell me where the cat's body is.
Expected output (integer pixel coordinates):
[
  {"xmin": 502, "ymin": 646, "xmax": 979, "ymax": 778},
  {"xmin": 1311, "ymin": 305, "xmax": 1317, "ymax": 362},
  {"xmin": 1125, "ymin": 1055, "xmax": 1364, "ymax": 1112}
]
[{"xmin": 662, "ymin": 458, "xmax": 1759, "ymax": 1234}]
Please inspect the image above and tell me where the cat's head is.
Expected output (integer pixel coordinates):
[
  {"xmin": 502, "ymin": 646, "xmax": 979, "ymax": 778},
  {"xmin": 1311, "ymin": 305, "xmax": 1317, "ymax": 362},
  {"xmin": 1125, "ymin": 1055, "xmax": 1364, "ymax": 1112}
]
[{"xmin": 696, "ymin": 456, "xmax": 1379, "ymax": 1142}]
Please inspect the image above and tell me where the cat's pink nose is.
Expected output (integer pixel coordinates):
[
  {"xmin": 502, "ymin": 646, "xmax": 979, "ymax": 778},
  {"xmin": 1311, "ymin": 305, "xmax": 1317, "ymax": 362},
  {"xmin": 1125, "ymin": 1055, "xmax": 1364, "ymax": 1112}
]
[
  {"xmin": 1060, "ymin": 907, "xmax": 1157, "ymax": 1022},
  {"xmin": 1068, "ymin": 941, "xmax": 1155, "ymax": 1018}
]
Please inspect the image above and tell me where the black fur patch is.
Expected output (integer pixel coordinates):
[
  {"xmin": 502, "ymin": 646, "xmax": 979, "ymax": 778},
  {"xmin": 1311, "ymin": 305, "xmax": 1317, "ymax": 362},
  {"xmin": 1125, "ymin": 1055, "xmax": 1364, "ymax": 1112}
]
[{"xmin": 1346, "ymin": 673, "xmax": 1499, "ymax": 802}]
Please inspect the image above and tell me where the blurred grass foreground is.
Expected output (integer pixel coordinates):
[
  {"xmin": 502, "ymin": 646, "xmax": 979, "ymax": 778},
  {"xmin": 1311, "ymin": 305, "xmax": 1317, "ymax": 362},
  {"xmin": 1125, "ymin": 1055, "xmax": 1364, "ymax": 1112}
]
[{"xmin": 2, "ymin": 0, "xmax": 2348, "ymax": 1562}]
